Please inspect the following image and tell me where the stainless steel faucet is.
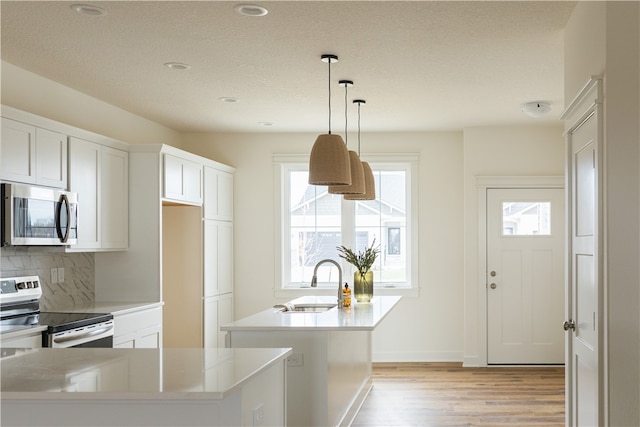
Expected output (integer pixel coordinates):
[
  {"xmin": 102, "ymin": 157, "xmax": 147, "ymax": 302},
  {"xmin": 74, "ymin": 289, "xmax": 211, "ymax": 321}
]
[{"xmin": 310, "ymin": 259, "xmax": 343, "ymax": 308}]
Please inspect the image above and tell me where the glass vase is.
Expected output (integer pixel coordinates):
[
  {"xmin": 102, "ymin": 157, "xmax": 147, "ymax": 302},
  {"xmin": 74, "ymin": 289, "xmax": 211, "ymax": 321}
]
[{"xmin": 354, "ymin": 271, "xmax": 373, "ymax": 303}]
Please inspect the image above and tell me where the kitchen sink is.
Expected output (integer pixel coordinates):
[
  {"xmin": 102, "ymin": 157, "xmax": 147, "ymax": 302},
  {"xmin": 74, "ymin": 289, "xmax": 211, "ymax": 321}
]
[{"xmin": 275, "ymin": 303, "xmax": 337, "ymax": 313}]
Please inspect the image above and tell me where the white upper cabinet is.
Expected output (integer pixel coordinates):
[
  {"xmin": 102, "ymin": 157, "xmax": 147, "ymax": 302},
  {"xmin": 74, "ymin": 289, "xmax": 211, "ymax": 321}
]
[
  {"xmin": 163, "ymin": 154, "xmax": 203, "ymax": 205},
  {"xmin": 69, "ymin": 137, "xmax": 100, "ymax": 249},
  {"xmin": 1, "ymin": 117, "xmax": 67, "ymax": 188},
  {"xmin": 204, "ymin": 166, "xmax": 233, "ymax": 221},
  {"xmin": 69, "ymin": 137, "xmax": 128, "ymax": 251},
  {"xmin": 100, "ymin": 146, "xmax": 128, "ymax": 249}
]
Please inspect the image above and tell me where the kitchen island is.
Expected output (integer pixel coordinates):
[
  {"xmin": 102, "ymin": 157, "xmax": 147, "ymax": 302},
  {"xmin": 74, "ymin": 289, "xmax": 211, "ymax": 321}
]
[
  {"xmin": 222, "ymin": 295, "xmax": 401, "ymax": 427},
  {"xmin": 1, "ymin": 347, "xmax": 291, "ymax": 426}
]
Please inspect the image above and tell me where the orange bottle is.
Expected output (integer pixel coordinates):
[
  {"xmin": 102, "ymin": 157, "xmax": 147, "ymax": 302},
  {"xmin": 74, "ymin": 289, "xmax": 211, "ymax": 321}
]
[{"xmin": 343, "ymin": 283, "xmax": 352, "ymax": 308}]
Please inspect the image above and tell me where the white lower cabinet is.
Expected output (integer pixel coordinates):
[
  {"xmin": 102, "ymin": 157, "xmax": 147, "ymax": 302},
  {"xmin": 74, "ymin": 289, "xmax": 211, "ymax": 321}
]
[
  {"xmin": 1, "ymin": 331, "xmax": 43, "ymax": 348},
  {"xmin": 113, "ymin": 307, "xmax": 162, "ymax": 349},
  {"xmin": 204, "ymin": 293, "xmax": 233, "ymax": 348},
  {"xmin": 69, "ymin": 137, "xmax": 128, "ymax": 251}
]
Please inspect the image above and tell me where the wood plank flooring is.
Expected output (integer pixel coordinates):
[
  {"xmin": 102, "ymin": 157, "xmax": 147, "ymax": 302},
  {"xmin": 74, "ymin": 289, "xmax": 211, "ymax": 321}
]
[{"xmin": 352, "ymin": 362, "xmax": 565, "ymax": 427}]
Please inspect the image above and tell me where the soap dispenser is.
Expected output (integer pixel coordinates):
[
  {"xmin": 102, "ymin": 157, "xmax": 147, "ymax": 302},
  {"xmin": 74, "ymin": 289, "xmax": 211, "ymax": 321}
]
[{"xmin": 342, "ymin": 283, "xmax": 351, "ymax": 308}]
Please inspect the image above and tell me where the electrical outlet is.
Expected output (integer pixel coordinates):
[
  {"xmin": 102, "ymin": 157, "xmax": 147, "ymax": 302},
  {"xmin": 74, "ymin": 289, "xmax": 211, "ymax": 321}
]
[
  {"xmin": 57, "ymin": 267, "xmax": 65, "ymax": 283},
  {"xmin": 287, "ymin": 353, "xmax": 304, "ymax": 367},
  {"xmin": 50, "ymin": 268, "xmax": 58, "ymax": 284},
  {"xmin": 252, "ymin": 404, "xmax": 264, "ymax": 426}
]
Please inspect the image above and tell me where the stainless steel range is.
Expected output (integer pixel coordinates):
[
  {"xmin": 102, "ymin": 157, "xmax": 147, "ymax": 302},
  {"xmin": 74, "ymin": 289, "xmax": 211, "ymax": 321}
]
[{"xmin": 0, "ymin": 276, "xmax": 114, "ymax": 348}]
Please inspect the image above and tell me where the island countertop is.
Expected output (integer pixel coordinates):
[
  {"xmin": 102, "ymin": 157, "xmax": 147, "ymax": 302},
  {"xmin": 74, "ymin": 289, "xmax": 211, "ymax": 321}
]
[
  {"xmin": 221, "ymin": 295, "xmax": 401, "ymax": 332},
  {"xmin": 0, "ymin": 347, "xmax": 291, "ymax": 400}
]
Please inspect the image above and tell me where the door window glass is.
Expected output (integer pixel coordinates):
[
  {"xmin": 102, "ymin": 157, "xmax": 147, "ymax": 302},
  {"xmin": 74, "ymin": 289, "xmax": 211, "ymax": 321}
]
[{"xmin": 502, "ymin": 202, "xmax": 551, "ymax": 235}]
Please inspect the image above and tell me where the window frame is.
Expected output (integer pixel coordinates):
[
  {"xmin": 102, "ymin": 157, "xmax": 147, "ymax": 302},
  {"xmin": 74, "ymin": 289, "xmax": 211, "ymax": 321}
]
[{"xmin": 273, "ymin": 153, "xmax": 419, "ymax": 298}]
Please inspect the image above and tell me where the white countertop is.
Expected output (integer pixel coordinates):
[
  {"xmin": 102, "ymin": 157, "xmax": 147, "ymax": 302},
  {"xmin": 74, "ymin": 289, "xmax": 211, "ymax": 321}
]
[
  {"xmin": 0, "ymin": 347, "xmax": 291, "ymax": 400},
  {"xmin": 45, "ymin": 301, "xmax": 163, "ymax": 316},
  {"xmin": 1, "ymin": 302, "xmax": 163, "ymax": 339},
  {"xmin": 221, "ymin": 295, "xmax": 401, "ymax": 332}
]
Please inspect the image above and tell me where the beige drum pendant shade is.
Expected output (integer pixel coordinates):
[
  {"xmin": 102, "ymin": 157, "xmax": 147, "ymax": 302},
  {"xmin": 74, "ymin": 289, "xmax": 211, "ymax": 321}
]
[
  {"xmin": 345, "ymin": 161, "xmax": 376, "ymax": 200},
  {"xmin": 329, "ymin": 150, "xmax": 365, "ymax": 194},
  {"xmin": 308, "ymin": 133, "xmax": 352, "ymax": 185}
]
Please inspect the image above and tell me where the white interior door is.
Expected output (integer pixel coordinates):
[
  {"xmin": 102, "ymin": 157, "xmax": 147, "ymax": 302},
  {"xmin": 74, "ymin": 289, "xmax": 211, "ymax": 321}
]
[
  {"xmin": 567, "ymin": 111, "xmax": 600, "ymax": 426},
  {"xmin": 487, "ymin": 188, "xmax": 565, "ymax": 364}
]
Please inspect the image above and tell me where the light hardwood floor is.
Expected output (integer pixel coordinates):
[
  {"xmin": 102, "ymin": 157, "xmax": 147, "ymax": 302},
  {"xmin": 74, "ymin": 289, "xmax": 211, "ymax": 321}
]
[{"xmin": 352, "ymin": 362, "xmax": 565, "ymax": 426}]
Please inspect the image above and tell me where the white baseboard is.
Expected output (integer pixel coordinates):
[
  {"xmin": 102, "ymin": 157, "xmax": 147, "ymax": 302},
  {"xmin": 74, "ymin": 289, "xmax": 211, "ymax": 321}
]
[{"xmin": 372, "ymin": 350, "xmax": 463, "ymax": 363}]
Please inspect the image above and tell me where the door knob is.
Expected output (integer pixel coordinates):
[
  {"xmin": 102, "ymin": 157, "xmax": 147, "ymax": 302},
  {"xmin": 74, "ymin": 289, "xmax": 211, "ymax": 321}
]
[
  {"xmin": 490, "ymin": 283, "xmax": 497, "ymax": 289},
  {"xmin": 563, "ymin": 319, "xmax": 576, "ymax": 331}
]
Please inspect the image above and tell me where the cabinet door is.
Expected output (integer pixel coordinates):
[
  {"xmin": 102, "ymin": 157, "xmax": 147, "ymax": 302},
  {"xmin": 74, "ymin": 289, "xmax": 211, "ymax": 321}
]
[
  {"xmin": 204, "ymin": 220, "xmax": 233, "ymax": 297},
  {"xmin": 1, "ymin": 118, "xmax": 36, "ymax": 184},
  {"xmin": 69, "ymin": 137, "xmax": 100, "ymax": 249},
  {"xmin": 204, "ymin": 167, "xmax": 233, "ymax": 221},
  {"xmin": 163, "ymin": 154, "xmax": 203, "ymax": 204},
  {"xmin": 101, "ymin": 146, "xmax": 128, "ymax": 249},
  {"xmin": 163, "ymin": 154, "xmax": 184, "ymax": 201},
  {"xmin": 182, "ymin": 160, "xmax": 203, "ymax": 204},
  {"xmin": 35, "ymin": 128, "xmax": 67, "ymax": 188},
  {"xmin": 203, "ymin": 296, "xmax": 220, "ymax": 348},
  {"xmin": 218, "ymin": 293, "xmax": 233, "ymax": 347}
]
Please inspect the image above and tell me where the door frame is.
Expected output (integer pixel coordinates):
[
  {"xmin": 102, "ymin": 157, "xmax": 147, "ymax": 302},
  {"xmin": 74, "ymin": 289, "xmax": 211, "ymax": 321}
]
[{"xmin": 476, "ymin": 176, "xmax": 564, "ymax": 367}]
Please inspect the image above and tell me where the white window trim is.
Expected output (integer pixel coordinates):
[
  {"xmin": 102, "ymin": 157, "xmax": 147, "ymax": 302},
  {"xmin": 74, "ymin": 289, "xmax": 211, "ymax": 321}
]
[{"xmin": 273, "ymin": 153, "xmax": 420, "ymax": 298}]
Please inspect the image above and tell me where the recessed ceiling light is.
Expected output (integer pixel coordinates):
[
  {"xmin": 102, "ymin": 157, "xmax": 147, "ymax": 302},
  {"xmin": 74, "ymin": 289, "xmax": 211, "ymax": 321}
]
[
  {"xmin": 219, "ymin": 97, "xmax": 239, "ymax": 103},
  {"xmin": 234, "ymin": 4, "xmax": 268, "ymax": 17},
  {"xmin": 164, "ymin": 62, "xmax": 191, "ymax": 70},
  {"xmin": 70, "ymin": 4, "xmax": 107, "ymax": 16},
  {"xmin": 259, "ymin": 122, "xmax": 273, "ymax": 127}
]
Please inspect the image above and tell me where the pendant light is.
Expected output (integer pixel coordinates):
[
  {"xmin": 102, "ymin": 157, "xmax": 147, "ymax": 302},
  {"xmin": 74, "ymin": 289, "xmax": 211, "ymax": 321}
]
[
  {"xmin": 345, "ymin": 99, "xmax": 376, "ymax": 201},
  {"xmin": 329, "ymin": 80, "xmax": 365, "ymax": 195},
  {"xmin": 308, "ymin": 54, "xmax": 351, "ymax": 186}
]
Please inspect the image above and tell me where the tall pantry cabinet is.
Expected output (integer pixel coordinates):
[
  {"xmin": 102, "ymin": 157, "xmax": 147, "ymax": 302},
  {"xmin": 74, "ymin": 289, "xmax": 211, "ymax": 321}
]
[{"xmin": 203, "ymin": 166, "xmax": 234, "ymax": 348}]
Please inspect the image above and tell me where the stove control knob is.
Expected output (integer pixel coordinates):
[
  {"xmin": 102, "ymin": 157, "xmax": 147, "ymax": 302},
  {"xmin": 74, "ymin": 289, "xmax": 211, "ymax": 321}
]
[
  {"xmin": 33, "ymin": 281, "xmax": 40, "ymax": 288},
  {"xmin": 26, "ymin": 282, "xmax": 33, "ymax": 289},
  {"xmin": 16, "ymin": 282, "xmax": 26, "ymax": 290}
]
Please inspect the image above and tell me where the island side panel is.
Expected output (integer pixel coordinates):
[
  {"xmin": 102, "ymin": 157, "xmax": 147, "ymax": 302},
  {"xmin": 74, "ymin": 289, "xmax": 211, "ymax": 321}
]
[
  {"xmin": 327, "ymin": 330, "xmax": 372, "ymax": 427},
  {"xmin": 240, "ymin": 358, "xmax": 288, "ymax": 426},
  {"xmin": 1, "ymin": 398, "xmax": 236, "ymax": 427},
  {"xmin": 228, "ymin": 330, "xmax": 330, "ymax": 427}
]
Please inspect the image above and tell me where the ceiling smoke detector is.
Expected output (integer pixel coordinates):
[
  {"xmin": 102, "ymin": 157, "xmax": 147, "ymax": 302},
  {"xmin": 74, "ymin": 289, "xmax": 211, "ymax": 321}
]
[
  {"xmin": 522, "ymin": 101, "xmax": 551, "ymax": 118},
  {"xmin": 234, "ymin": 4, "xmax": 269, "ymax": 17}
]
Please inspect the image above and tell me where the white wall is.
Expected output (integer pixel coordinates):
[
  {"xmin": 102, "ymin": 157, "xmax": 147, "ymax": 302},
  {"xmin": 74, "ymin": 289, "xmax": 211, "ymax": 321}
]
[
  {"xmin": 565, "ymin": 2, "xmax": 640, "ymax": 425},
  {"xmin": 461, "ymin": 125, "xmax": 565, "ymax": 366},
  {"xmin": 1, "ymin": 61, "xmax": 182, "ymax": 147},
  {"xmin": 183, "ymin": 127, "xmax": 564, "ymax": 362}
]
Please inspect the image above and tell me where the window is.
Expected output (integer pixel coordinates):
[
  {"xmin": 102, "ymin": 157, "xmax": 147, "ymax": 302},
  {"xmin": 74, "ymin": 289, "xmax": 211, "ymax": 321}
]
[
  {"xmin": 274, "ymin": 154, "xmax": 418, "ymax": 296},
  {"xmin": 502, "ymin": 202, "xmax": 551, "ymax": 236}
]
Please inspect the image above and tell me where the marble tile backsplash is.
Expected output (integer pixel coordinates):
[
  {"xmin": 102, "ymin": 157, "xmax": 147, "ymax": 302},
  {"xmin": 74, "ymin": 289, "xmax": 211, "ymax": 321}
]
[{"xmin": 1, "ymin": 247, "xmax": 95, "ymax": 310}]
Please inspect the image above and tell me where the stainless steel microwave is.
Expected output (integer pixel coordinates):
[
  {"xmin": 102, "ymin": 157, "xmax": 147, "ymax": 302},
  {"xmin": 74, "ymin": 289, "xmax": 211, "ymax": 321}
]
[{"xmin": 1, "ymin": 183, "xmax": 78, "ymax": 246}]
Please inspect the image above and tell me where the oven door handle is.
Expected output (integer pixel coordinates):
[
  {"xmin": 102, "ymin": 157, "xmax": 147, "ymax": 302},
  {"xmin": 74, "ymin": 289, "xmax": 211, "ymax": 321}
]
[{"xmin": 52, "ymin": 324, "xmax": 114, "ymax": 344}]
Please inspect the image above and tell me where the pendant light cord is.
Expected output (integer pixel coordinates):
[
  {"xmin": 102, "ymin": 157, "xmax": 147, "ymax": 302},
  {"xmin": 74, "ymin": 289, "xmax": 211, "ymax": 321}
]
[
  {"xmin": 357, "ymin": 101, "xmax": 361, "ymax": 155},
  {"xmin": 344, "ymin": 82, "xmax": 348, "ymax": 147},
  {"xmin": 328, "ymin": 58, "xmax": 332, "ymax": 135}
]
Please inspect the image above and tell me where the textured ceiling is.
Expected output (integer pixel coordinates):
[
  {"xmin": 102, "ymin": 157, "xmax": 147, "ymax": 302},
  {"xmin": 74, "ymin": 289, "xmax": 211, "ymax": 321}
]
[{"xmin": 1, "ymin": 1, "xmax": 576, "ymax": 133}]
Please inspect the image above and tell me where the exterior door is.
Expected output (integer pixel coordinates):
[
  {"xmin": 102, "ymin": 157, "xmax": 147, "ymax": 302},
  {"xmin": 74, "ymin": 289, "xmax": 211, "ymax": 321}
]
[{"xmin": 487, "ymin": 188, "xmax": 565, "ymax": 364}]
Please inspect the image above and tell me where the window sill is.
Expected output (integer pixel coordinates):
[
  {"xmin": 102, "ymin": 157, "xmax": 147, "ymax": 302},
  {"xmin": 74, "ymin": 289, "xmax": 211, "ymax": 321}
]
[{"xmin": 274, "ymin": 286, "xmax": 419, "ymax": 299}]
